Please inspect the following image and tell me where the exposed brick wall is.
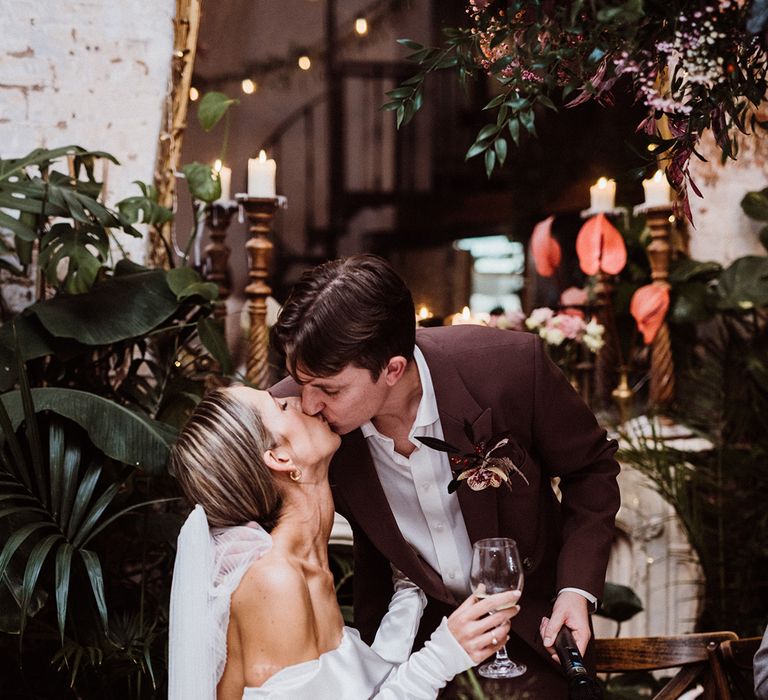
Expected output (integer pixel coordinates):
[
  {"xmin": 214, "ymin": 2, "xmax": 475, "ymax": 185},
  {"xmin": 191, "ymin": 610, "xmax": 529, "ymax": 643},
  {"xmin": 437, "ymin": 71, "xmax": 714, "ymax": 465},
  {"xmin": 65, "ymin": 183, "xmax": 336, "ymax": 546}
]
[{"xmin": 0, "ymin": 0, "xmax": 176, "ymax": 263}]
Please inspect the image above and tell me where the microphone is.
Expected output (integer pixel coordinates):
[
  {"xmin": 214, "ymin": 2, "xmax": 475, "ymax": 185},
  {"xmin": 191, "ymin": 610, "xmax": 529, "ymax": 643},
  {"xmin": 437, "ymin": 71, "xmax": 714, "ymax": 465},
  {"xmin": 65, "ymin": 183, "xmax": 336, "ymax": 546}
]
[{"xmin": 554, "ymin": 627, "xmax": 603, "ymax": 700}]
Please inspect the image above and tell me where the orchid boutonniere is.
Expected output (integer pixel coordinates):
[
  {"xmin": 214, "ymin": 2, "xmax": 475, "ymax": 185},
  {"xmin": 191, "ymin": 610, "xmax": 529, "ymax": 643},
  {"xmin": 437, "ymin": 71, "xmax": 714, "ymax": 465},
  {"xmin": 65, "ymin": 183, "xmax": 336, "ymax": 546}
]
[{"xmin": 416, "ymin": 421, "xmax": 530, "ymax": 494}]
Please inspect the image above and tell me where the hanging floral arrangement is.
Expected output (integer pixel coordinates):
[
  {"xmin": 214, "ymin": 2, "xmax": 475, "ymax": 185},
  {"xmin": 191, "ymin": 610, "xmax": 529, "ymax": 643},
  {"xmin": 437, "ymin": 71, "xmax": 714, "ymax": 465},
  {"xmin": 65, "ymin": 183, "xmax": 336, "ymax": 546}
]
[{"xmin": 384, "ymin": 0, "xmax": 768, "ymax": 220}]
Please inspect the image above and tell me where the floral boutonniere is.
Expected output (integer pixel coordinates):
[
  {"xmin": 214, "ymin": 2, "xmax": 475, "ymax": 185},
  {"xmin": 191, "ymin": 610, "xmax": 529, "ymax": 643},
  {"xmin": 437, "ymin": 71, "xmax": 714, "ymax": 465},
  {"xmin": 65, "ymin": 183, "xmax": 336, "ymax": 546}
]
[{"xmin": 416, "ymin": 421, "xmax": 530, "ymax": 494}]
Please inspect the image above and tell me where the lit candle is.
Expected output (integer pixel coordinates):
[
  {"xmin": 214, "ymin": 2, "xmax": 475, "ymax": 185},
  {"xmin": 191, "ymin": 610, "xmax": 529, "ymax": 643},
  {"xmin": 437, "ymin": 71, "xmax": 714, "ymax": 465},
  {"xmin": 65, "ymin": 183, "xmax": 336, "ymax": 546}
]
[
  {"xmin": 642, "ymin": 169, "xmax": 671, "ymax": 207},
  {"xmin": 451, "ymin": 306, "xmax": 475, "ymax": 325},
  {"xmin": 247, "ymin": 150, "xmax": 276, "ymax": 198},
  {"xmin": 214, "ymin": 159, "xmax": 232, "ymax": 202},
  {"xmin": 417, "ymin": 305, "xmax": 433, "ymax": 321},
  {"xmin": 589, "ymin": 177, "xmax": 616, "ymax": 212}
]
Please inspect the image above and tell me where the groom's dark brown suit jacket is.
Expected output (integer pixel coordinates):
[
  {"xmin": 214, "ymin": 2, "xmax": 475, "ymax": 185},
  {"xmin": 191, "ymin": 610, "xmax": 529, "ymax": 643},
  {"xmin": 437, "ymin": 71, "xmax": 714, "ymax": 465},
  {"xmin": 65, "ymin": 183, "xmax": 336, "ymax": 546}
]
[{"xmin": 274, "ymin": 326, "xmax": 620, "ymax": 697}]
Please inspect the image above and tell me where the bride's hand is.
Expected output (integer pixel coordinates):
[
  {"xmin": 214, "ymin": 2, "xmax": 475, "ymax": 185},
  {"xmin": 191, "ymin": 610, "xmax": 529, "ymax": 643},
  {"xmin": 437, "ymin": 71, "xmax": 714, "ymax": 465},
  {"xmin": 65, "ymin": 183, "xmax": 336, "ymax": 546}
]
[{"xmin": 446, "ymin": 590, "xmax": 521, "ymax": 663}]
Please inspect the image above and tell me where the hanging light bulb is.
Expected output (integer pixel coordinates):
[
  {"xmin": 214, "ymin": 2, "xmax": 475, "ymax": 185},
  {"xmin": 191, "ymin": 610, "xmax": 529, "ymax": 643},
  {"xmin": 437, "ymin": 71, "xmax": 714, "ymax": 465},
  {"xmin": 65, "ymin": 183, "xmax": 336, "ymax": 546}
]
[
  {"xmin": 189, "ymin": 86, "xmax": 199, "ymax": 101},
  {"xmin": 298, "ymin": 55, "xmax": 311, "ymax": 71},
  {"xmin": 241, "ymin": 78, "xmax": 257, "ymax": 94},
  {"xmin": 355, "ymin": 17, "xmax": 368, "ymax": 35}
]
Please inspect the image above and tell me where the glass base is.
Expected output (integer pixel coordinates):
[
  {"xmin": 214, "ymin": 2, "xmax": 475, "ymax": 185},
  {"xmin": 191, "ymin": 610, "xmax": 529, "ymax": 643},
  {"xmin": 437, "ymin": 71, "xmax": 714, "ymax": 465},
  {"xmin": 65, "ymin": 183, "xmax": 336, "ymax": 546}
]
[{"xmin": 477, "ymin": 657, "xmax": 527, "ymax": 679}]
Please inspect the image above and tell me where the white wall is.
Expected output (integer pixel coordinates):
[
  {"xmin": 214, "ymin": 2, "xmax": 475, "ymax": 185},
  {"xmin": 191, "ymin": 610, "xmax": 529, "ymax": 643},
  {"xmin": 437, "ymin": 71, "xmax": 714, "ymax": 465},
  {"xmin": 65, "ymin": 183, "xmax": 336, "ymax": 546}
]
[{"xmin": 0, "ymin": 0, "xmax": 176, "ymax": 263}]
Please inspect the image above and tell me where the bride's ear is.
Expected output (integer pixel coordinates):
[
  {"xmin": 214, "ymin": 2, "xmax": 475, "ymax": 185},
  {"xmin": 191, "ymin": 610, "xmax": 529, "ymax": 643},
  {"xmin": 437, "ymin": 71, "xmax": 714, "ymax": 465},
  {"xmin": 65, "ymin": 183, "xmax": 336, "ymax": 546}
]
[{"xmin": 263, "ymin": 446, "xmax": 296, "ymax": 476}]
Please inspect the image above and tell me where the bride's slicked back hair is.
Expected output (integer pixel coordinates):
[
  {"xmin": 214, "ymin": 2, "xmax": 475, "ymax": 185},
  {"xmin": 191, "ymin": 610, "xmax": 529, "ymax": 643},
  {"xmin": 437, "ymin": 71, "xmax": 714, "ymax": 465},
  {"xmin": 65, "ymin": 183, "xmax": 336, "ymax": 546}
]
[
  {"xmin": 169, "ymin": 388, "xmax": 283, "ymax": 530},
  {"xmin": 271, "ymin": 254, "xmax": 415, "ymax": 380}
]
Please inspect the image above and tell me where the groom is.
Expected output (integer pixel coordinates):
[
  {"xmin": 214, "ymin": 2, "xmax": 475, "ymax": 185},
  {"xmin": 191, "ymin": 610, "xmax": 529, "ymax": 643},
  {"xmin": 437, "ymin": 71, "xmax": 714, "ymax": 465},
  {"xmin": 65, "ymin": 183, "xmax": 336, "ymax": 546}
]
[{"xmin": 270, "ymin": 255, "xmax": 620, "ymax": 697}]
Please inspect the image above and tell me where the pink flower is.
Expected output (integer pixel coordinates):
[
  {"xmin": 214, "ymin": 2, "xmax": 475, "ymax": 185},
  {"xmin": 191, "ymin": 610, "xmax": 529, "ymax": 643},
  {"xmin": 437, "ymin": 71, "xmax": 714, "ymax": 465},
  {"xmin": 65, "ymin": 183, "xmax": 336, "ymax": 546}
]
[
  {"xmin": 551, "ymin": 313, "xmax": 586, "ymax": 340},
  {"xmin": 526, "ymin": 307, "xmax": 554, "ymax": 330}
]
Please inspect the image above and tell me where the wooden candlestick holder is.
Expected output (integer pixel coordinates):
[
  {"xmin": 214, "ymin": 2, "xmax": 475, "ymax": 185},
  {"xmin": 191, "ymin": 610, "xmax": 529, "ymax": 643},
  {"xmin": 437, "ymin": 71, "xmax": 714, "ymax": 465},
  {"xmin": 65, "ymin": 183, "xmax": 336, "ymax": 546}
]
[
  {"xmin": 638, "ymin": 203, "xmax": 675, "ymax": 407},
  {"xmin": 203, "ymin": 200, "xmax": 237, "ymax": 321},
  {"xmin": 236, "ymin": 194, "xmax": 287, "ymax": 388}
]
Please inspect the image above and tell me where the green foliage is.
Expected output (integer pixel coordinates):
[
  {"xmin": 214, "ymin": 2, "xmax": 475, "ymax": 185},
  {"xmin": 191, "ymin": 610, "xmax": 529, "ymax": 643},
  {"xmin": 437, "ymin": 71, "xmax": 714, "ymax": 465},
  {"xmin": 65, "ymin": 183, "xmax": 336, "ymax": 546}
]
[
  {"xmin": 0, "ymin": 143, "xmax": 236, "ymax": 697},
  {"xmin": 197, "ymin": 91, "xmax": 238, "ymax": 132}
]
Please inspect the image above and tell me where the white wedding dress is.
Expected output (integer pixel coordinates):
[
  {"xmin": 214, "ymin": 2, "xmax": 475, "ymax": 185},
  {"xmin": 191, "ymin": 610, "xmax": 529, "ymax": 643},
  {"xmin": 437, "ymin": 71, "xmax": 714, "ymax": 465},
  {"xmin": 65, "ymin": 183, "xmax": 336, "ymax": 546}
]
[{"xmin": 168, "ymin": 506, "xmax": 473, "ymax": 700}]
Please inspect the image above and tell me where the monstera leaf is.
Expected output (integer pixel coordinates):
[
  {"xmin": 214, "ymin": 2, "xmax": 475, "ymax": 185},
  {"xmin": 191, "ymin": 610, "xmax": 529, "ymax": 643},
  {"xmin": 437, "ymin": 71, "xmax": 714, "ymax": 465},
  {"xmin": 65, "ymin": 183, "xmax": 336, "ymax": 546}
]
[{"xmin": 716, "ymin": 256, "xmax": 768, "ymax": 310}]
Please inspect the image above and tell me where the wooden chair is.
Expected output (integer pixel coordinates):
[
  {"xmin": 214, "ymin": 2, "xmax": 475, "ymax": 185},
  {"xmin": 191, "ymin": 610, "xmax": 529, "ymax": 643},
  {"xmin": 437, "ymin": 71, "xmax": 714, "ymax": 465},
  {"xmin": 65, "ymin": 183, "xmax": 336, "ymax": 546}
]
[
  {"xmin": 718, "ymin": 636, "xmax": 762, "ymax": 700},
  {"xmin": 594, "ymin": 631, "xmax": 738, "ymax": 699}
]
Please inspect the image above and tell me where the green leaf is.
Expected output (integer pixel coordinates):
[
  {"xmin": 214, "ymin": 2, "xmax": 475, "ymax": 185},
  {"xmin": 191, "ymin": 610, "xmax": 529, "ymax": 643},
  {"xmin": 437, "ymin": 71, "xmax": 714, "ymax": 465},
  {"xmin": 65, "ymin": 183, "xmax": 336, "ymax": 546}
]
[
  {"xmin": 182, "ymin": 162, "xmax": 220, "ymax": 203},
  {"xmin": 0, "ymin": 210, "xmax": 36, "ymax": 241},
  {"xmin": 483, "ymin": 94, "xmax": 506, "ymax": 110},
  {"xmin": 79, "ymin": 549, "xmax": 108, "ymax": 633},
  {"xmin": 66, "ymin": 463, "xmax": 100, "ymax": 540},
  {"xmin": 716, "ymin": 256, "xmax": 768, "ymax": 310},
  {"xmin": 669, "ymin": 259, "xmax": 722, "ymax": 283},
  {"xmin": 477, "ymin": 124, "xmax": 499, "ymax": 141},
  {"xmin": 596, "ymin": 582, "xmax": 644, "ymax": 623},
  {"xmin": 117, "ymin": 181, "xmax": 173, "ymax": 227},
  {"xmin": 29, "ymin": 269, "xmax": 178, "ymax": 345},
  {"xmin": 760, "ymin": 224, "xmax": 768, "ymax": 253},
  {"xmin": 0, "ymin": 388, "xmax": 177, "ymax": 474},
  {"xmin": 484, "ymin": 148, "xmax": 496, "ymax": 178},
  {"xmin": 55, "ymin": 544, "xmax": 74, "ymax": 642},
  {"xmin": 20, "ymin": 533, "xmax": 62, "ymax": 634},
  {"xmin": 0, "ymin": 521, "xmax": 55, "ymax": 583},
  {"xmin": 58, "ymin": 440, "xmax": 81, "ymax": 530},
  {"xmin": 519, "ymin": 110, "xmax": 537, "ymax": 136},
  {"xmin": 508, "ymin": 118, "xmax": 521, "ymax": 146},
  {"xmin": 494, "ymin": 138, "xmax": 508, "ymax": 166},
  {"xmin": 197, "ymin": 318, "xmax": 234, "ymax": 375},
  {"xmin": 197, "ymin": 92, "xmax": 238, "ymax": 132},
  {"xmin": 384, "ymin": 87, "xmax": 415, "ymax": 100},
  {"xmin": 38, "ymin": 223, "xmax": 108, "ymax": 293},
  {"xmin": 465, "ymin": 141, "xmax": 488, "ymax": 160},
  {"xmin": 741, "ymin": 188, "xmax": 768, "ymax": 221},
  {"xmin": 669, "ymin": 282, "xmax": 714, "ymax": 324},
  {"xmin": 71, "ymin": 480, "xmax": 121, "ymax": 548},
  {"xmin": 396, "ymin": 38, "xmax": 424, "ymax": 51}
]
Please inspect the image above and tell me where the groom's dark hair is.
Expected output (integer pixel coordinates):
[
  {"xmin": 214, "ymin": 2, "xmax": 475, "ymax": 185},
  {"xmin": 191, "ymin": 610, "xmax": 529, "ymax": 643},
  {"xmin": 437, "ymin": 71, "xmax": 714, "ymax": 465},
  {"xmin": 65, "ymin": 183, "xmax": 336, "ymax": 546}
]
[{"xmin": 271, "ymin": 254, "xmax": 415, "ymax": 380}]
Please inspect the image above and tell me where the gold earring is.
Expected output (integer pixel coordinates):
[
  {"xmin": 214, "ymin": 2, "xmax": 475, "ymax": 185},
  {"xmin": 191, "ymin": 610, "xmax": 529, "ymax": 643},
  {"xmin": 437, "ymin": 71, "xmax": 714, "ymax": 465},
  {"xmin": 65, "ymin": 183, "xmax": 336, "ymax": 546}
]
[{"xmin": 289, "ymin": 469, "xmax": 302, "ymax": 482}]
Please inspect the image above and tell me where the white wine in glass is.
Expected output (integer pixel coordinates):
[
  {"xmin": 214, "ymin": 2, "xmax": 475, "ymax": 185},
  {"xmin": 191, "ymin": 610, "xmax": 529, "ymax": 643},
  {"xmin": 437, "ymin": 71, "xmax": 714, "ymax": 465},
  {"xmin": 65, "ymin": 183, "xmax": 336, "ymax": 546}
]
[{"xmin": 470, "ymin": 537, "xmax": 527, "ymax": 679}]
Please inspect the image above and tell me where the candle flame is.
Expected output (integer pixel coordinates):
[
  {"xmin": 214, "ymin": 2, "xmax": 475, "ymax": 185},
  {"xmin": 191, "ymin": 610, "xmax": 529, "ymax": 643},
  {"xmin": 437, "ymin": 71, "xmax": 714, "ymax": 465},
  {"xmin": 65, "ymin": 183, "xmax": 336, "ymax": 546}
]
[
  {"xmin": 417, "ymin": 305, "xmax": 432, "ymax": 319},
  {"xmin": 597, "ymin": 177, "xmax": 608, "ymax": 189},
  {"xmin": 258, "ymin": 150, "xmax": 267, "ymax": 162},
  {"xmin": 653, "ymin": 169, "xmax": 664, "ymax": 182},
  {"xmin": 214, "ymin": 159, "xmax": 222, "ymax": 173},
  {"xmin": 461, "ymin": 306, "xmax": 471, "ymax": 319}
]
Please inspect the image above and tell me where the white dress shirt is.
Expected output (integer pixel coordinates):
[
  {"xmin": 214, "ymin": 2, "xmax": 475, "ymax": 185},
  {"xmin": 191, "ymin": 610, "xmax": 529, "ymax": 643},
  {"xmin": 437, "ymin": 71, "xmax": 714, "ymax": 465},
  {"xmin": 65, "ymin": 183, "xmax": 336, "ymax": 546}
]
[
  {"xmin": 361, "ymin": 347, "xmax": 597, "ymax": 608},
  {"xmin": 362, "ymin": 347, "xmax": 473, "ymax": 598}
]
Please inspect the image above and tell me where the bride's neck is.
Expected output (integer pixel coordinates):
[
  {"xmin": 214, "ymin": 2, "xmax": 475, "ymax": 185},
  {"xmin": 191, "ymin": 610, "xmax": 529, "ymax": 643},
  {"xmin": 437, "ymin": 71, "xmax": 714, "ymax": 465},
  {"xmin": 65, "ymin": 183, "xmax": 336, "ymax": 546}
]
[{"xmin": 270, "ymin": 480, "xmax": 335, "ymax": 567}]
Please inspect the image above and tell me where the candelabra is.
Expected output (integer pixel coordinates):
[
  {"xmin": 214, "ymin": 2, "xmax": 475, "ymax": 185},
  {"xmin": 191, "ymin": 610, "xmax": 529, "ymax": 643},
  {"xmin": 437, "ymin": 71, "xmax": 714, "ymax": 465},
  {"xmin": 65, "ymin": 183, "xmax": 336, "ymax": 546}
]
[{"xmin": 236, "ymin": 194, "xmax": 287, "ymax": 388}]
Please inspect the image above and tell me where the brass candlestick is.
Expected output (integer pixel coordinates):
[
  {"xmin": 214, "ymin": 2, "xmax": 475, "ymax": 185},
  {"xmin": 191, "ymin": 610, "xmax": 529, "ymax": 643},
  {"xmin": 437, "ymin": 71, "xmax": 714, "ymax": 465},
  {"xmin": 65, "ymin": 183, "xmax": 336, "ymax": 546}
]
[
  {"xmin": 203, "ymin": 200, "xmax": 237, "ymax": 321},
  {"xmin": 236, "ymin": 194, "xmax": 287, "ymax": 388},
  {"xmin": 639, "ymin": 203, "xmax": 675, "ymax": 407}
]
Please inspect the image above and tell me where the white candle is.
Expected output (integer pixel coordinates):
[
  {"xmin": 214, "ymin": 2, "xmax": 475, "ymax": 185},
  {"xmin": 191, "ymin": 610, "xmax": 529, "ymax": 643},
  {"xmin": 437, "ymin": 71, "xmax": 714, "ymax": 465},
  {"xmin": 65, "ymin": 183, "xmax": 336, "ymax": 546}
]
[
  {"xmin": 642, "ymin": 169, "xmax": 671, "ymax": 207},
  {"xmin": 247, "ymin": 150, "xmax": 276, "ymax": 198},
  {"xmin": 214, "ymin": 159, "xmax": 232, "ymax": 202},
  {"xmin": 589, "ymin": 177, "xmax": 616, "ymax": 212}
]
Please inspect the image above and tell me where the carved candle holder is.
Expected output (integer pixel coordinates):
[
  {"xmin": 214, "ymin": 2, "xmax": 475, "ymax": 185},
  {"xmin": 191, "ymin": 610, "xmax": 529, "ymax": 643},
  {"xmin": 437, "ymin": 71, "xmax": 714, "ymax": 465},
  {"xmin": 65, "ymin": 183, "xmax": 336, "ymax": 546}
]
[
  {"xmin": 236, "ymin": 194, "xmax": 287, "ymax": 388},
  {"xmin": 636, "ymin": 203, "xmax": 675, "ymax": 407},
  {"xmin": 204, "ymin": 200, "xmax": 237, "ymax": 321}
]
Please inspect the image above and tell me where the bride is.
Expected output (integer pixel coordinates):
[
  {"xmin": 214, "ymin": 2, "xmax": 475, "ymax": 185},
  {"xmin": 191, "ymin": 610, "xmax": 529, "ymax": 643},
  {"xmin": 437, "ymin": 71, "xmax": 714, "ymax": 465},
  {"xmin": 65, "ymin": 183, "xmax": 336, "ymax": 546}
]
[{"xmin": 167, "ymin": 386, "xmax": 521, "ymax": 699}]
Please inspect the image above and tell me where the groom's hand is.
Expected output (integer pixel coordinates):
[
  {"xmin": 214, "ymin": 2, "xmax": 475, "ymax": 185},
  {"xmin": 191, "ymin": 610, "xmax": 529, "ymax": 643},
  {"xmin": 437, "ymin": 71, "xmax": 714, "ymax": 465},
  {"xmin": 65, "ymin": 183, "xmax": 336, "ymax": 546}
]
[{"xmin": 539, "ymin": 590, "xmax": 590, "ymax": 660}]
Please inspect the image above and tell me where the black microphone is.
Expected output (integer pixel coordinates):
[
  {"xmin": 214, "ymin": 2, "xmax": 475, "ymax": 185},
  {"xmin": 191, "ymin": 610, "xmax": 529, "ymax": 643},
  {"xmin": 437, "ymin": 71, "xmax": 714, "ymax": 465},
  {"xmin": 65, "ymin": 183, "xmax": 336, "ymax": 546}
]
[{"xmin": 554, "ymin": 627, "xmax": 603, "ymax": 700}]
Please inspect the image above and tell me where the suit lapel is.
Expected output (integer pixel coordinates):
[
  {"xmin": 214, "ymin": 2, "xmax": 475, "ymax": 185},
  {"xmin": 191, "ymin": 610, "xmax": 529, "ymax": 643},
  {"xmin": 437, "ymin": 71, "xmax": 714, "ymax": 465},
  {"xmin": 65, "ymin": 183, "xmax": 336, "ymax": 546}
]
[
  {"xmin": 418, "ymin": 334, "xmax": 500, "ymax": 545},
  {"xmin": 332, "ymin": 429, "xmax": 452, "ymax": 604}
]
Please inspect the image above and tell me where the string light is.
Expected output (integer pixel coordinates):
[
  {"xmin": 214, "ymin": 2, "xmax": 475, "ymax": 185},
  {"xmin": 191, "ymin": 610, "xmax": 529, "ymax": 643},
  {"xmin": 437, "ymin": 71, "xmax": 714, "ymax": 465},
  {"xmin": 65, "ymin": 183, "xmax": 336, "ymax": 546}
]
[
  {"xmin": 355, "ymin": 17, "xmax": 369, "ymax": 35},
  {"xmin": 297, "ymin": 55, "xmax": 312, "ymax": 70},
  {"xmin": 241, "ymin": 78, "xmax": 257, "ymax": 94},
  {"xmin": 189, "ymin": 86, "xmax": 199, "ymax": 101}
]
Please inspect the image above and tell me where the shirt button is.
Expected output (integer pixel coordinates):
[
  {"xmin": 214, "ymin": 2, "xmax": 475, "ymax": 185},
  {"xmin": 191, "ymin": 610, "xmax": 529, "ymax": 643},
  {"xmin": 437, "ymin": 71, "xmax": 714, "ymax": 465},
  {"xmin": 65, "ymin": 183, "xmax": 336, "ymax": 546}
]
[
  {"xmin": 448, "ymin": 569, "xmax": 457, "ymax": 579},
  {"xmin": 434, "ymin": 522, "xmax": 444, "ymax": 532}
]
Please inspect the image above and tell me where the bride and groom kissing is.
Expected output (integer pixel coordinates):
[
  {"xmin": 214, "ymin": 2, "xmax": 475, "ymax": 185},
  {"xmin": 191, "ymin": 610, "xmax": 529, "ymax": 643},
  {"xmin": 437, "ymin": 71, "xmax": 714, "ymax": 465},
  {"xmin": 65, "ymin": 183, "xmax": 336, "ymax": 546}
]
[{"xmin": 168, "ymin": 255, "xmax": 620, "ymax": 699}]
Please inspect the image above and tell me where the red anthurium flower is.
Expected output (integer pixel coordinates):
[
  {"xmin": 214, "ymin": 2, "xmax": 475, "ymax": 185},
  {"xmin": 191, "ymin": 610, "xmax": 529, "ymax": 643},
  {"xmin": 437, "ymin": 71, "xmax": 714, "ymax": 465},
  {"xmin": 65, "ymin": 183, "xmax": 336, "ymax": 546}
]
[
  {"xmin": 630, "ymin": 284, "xmax": 670, "ymax": 344},
  {"xmin": 530, "ymin": 215, "xmax": 562, "ymax": 277},
  {"xmin": 576, "ymin": 213, "xmax": 627, "ymax": 276}
]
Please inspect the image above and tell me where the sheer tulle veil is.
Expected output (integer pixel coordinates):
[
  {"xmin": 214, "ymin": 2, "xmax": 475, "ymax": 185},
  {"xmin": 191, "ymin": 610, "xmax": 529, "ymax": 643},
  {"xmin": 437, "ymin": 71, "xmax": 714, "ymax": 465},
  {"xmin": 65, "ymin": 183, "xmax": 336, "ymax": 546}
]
[{"xmin": 168, "ymin": 505, "xmax": 272, "ymax": 699}]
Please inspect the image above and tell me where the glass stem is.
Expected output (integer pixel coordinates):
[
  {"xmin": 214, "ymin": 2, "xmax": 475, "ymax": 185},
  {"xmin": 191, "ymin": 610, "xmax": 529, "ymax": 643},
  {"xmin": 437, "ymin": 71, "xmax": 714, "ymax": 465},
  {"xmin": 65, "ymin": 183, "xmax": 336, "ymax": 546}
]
[{"xmin": 496, "ymin": 644, "xmax": 510, "ymax": 662}]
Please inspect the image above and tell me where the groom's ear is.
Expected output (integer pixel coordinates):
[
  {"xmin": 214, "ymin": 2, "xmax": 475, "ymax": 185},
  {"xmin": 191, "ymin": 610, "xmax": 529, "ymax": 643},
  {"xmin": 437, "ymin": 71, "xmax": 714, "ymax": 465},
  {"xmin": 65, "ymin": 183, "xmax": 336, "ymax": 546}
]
[
  {"xmin": 383, "ymin": 356, "xmax": 407, "ymax": 386},
  {"xmin": 263, "ymin": 446, "xmax": 295, "ymax": 475}
]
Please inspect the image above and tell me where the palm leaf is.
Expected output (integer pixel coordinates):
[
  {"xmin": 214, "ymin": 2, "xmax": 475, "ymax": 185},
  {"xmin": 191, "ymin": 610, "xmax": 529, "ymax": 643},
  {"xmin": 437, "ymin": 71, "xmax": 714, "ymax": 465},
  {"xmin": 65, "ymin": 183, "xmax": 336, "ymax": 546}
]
[
  {"xmin": 16, "ymin": 335, "xmax": 47, "ymax": 507},
  {"xmin": 71, "ymin": 480, "xmax": 122, "ymax": 548},
  {"xmin": 49, "ymin": 420, "xmax": 65, "ymax": 522},
  {"xmin": 66, "ymin": 463, "xmax": 101, "ymax": 540},
  {"xmin": 0, "ymin": 521, "xmax": 55, "ymax": 582},
  {"xmin": 54, "ymin": 544, "xmax": 74, "ymax": 643},
  {"xmin": 79, "ymin": 549, "xmax": 108, "ymax": 632},
  {"xmin": 19, "ymin": 533, "xmax": 63, "ymax": 634}
]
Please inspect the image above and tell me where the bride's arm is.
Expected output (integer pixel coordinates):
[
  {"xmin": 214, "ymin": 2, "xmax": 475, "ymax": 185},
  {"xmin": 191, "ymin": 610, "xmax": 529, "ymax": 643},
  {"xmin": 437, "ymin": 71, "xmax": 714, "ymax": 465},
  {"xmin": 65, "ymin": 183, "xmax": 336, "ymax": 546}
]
[{"xmin": 371, "ymin": 590, "xmax": 521, "ymax": 699}]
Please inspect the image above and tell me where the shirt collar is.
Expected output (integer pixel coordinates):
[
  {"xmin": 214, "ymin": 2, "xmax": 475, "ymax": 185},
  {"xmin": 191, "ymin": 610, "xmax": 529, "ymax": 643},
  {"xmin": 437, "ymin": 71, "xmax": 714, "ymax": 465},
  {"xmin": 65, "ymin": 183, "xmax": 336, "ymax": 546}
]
[{"xmin": 360, "ymin": 346, "xmax": 438, "ymax": 440}]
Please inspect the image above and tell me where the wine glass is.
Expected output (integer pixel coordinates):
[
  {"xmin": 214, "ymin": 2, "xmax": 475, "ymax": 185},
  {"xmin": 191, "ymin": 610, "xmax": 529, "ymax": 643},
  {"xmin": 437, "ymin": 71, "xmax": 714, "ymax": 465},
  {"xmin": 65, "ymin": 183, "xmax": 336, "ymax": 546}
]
[{"xmin": 470, "ymin": 537, "xmax": 527, "ymax": 679}]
